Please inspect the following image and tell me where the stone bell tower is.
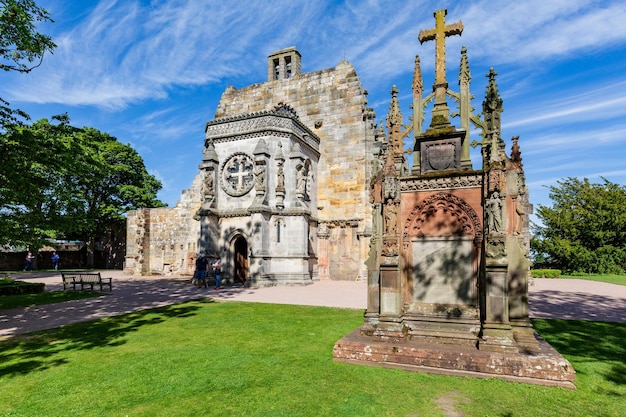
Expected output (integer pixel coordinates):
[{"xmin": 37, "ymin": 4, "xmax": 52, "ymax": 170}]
[{"xmin": 268, "ymin": 46, "xmax": 302, "ymax": 81}]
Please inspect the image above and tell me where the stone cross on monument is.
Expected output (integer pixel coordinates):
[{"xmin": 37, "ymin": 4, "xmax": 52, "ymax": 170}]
[{"xmin": 418, "ymin": 9, "xmax": 463, "ymax": 130}]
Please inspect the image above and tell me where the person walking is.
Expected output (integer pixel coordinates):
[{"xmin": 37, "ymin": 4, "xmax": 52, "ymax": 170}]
[
  {"xmin": 212, "ymin": 255, "xmax": 222, "ymax": 290},
  {"xmin": 51, "ymin": 251, "xmax": 60, "ymax": 270},
  {"xmin": 194, "ymin": 254, "xmax": 209, "ymax": 288}
]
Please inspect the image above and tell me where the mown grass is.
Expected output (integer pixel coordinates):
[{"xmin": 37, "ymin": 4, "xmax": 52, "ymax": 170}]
[
  {"xmin": 560, "ymin": 274, "xmax": 626, "ymax": 286},
  {"xmin": 0, "ymin": 300, "xmax": 624, "ymax": 416}
]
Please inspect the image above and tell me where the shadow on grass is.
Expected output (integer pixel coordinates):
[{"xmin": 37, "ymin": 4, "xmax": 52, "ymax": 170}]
[
  {"xmin": 532, "ymin": 319, "xmax": 626, "ymax": 392},
  {"xmin": 529, "ymin": 290, "xmax": 626, "ymax": 322},
  {"xmin": 0, "ymin": 298, "xmax": 215, "ymax": 378}
]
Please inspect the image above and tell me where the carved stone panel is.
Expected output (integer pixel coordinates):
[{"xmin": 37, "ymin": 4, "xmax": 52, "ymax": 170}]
[
  {"xmin": 221, "ymin": 153, "xmax": 255, "ymax": 196},
  {"xmin": 420, "ymin": 136, "xmax": 461, "ymax": 173}
]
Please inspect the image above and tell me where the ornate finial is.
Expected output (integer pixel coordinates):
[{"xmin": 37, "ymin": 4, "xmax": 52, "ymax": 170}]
[
  {"xmin": 375, "ymin": 119, "xmax": 386, "ymax": 142},
  {"xmin": 459, "ymin": 46, "xmax": 470, "ymax": 85},
  {"xmin": 511, "ymin": 135, "xmax": 523, "ymax": 166},
  {"xmin": 412, "ymin": 55, "xmax": 423, "ymax": 96},
  {"xmin": 483, "ymin": 68, "xmax": 503, "ymax": 136},
  {"xmin": 273, "ymin": 102, "xmax": 298, "ymax": 118},
  {"xmin": 386, "ymin": 85, "xmax": 404, "ymax": 156}
]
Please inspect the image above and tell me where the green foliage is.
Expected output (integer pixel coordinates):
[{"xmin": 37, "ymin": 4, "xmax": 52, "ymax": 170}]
[
  {"xmin": 0, "ymin": 302, "xmax": 623, "ymax": 416},
  {"xmin": 0, "ymin": 116, "xmax": 165, "ymax": 252},
  {"xmin": 0, "ymin": 0, "xmax": 56, "ymax": 73},
  {"xmin": 532, "ymin": 177, "xmax": 626, "ymax": 274},
  {"xmin": 530, "ymin": 269, "xmax": 561, "ymax": 278}
]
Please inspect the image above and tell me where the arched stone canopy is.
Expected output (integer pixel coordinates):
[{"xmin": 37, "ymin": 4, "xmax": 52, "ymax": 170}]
[{"xmin": 403, "ymin": 192, "xmax": 482, "ymax": 241}]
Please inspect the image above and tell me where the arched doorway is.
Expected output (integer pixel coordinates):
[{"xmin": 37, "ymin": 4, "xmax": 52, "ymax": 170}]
[{"xmin": 234, "ymin": 237, "xmax": 248, "ymax": 283}]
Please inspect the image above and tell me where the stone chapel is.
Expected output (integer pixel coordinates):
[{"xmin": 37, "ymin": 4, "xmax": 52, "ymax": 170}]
[{"xmin": 124, "ymin": 46, "xmax": 377, "ymax": 285}]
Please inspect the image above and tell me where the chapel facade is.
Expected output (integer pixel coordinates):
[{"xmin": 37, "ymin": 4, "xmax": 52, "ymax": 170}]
[{"xmin": 125, "ymin": 47, "xmax": 378, "ymax": 285}]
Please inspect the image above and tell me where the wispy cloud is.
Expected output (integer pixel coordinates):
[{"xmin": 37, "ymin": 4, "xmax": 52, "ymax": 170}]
[{"xmin": 2, "ymin": 0, "xmax": 625, "ymax": 207}]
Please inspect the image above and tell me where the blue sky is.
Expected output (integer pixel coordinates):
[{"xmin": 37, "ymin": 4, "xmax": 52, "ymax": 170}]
[{"xmin": 2, "ymin": 0, "xmax": 626, "ymax": 225}]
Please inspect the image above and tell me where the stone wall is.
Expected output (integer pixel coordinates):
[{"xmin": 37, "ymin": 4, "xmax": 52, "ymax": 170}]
[{"xmin": 125, "ymin": 179, "xmax": 202, "ymax": 276}]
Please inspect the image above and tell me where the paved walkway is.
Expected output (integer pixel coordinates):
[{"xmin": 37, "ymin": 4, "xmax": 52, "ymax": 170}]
[{"xmin": 1, "ymin": 271, "xmax": 624, "ymax": 338}]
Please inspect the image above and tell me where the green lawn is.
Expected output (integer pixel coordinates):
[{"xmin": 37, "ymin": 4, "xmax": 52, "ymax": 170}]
[
  {"xmin": 560, "ymin": 274, "xmax": 626, "ymax": 286},
  {"xmin": 0, "ymin": 300, "xmax": 623, "ymax": 416}
]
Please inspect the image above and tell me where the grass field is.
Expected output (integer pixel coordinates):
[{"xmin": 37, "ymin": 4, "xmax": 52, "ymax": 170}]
[
  {"xmin": 560, "ymin": 274, "xmax": 626, "ymax": 286},
  {"xmin": 0, "ymin": 300, "xmax": 624, "ymax": 416}
]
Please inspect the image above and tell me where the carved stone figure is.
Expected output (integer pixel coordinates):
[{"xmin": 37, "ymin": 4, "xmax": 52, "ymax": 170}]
[
  {"xmin": 297, "ymin": 165, "xmax": 308, "ymax": 194},
  {"xmin": 384, "ymin": 200, "xmax": 397, "ymax": 235},
  {"xmin": 276, "ymin": 161, "xmax": 284, "ymax": 189},
  {"xmin": 254, "ymin": 164, "xmax": 265, "ymax": 189},
  {"xmin": 486, "ymin": 191, "xmax": 503, "ymax": 234},
  {"xmin": 202, "ymin": 170, "xmax": 213, "ymax": 197}
]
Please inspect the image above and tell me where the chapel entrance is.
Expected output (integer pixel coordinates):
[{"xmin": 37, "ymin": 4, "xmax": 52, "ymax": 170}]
[{"xmin": 234, "ymin": 237, "xmax": 248, "ymax": 283}]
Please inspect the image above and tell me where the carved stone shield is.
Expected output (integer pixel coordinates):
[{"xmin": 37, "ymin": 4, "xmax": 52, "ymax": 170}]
[{"xmin": 428, "ymin": 143, "xmax": 455, "ymax": 170}]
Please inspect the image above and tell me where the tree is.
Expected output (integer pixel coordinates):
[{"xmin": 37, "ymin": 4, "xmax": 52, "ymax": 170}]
[
  {"xmin": 63, "ymin": 127, "xmax": 167, "ymax": 266},
  {"xmin": 0, "ymin": 117, "xmax": 166, "ymax": 266},
  {"xmin": 1, "ymin": 0, "xmax": 55, "ymax": 131},
  {"xmin": 0, "ymin": 115, "xmax": 78, "ymax": 251},
  {"xmin": 0, "ymin": 0, "xmax": 55, "ymax": 73},
  {"xmin": 531, "ymin": 177, "xmax": 626, "ymax": 274}
]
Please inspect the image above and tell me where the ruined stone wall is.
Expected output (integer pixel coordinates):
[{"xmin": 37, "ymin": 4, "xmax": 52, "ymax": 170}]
[
  {"xmin": 124, "ymin": 178, "xmax": 202, "ymax": 276},
  {"xmin": 214, "ymin": 60, "xmax": 376, "ymax": 280}
]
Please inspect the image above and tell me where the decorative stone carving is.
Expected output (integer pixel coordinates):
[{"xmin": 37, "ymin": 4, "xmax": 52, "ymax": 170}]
[
  {"xmin": 383, "ymin": 200, "xmax": 398, "ymax": 235},
  {"xmin": 202, "ymin": 169, "xmax": 214, "ymax": 199},
  {"xmin": 486, "ymin": 237, "xmax": 506, "ymax": 261},
  {"xmin": 423, "ymin": 140, "xmax": 459, "ymax": 171},
  {"xmin": 296, "ymin": 160, "xmax": 311, "ymax": 201},
  {"xmin": 401, "ymin": 174, "xmax": 482, "ymax": 191},
  {"xmin": 254, "ymin": 163, "xmax": 266, "ymax": 191},
  {"xmin": 486, "ymin": 191, "xmax": 503, "ymax": 234},
  {"xmin": 403, "ymin": 192, "xmax": 481, "ymax": 240},
  {"xmin": 221, "ymin": 153, "xmax": 255, "ymax": 196},
  {"xmin": 382, "ymin": 239, "xmax": 398, "ymax": 257}
]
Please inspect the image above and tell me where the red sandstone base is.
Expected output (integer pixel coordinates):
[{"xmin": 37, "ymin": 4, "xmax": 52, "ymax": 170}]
[{"xmin": 333, "ymin": 328, "xmax": 576, "ymax": 389}]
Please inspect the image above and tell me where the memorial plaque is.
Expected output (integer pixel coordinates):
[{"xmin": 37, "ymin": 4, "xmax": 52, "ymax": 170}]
[{"xmin": 412, "ymin": 237, "xmax": 473, "ymax": 305}]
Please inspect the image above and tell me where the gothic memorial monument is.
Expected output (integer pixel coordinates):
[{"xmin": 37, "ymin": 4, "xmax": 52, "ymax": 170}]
[{"xmin": 332, "ymin": 9, "xmax": 575, "ymax": 387}]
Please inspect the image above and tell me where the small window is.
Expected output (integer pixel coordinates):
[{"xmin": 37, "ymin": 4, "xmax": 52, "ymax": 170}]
[
  {"xmin": 285, "ymin": 56, "xmax": 292, "ymax": 79},
  {"xmin": 276, "ymin": 219, "xmax": 285, "ymax": 243},
  {"xmin": 273, "ymin": 58, "xmax": 280, "ymax": 80}
]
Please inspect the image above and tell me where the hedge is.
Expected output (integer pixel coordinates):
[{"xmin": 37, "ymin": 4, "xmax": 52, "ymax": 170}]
[
  {"xmin": 530, "ymin": 269, "xmax": 562, "ymax": 279},
  {"xmin": 0, "ymin": 279, "xmax": 46, "ymax": 296}
]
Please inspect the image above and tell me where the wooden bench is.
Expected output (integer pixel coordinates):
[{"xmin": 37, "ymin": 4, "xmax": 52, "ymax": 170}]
[{"xmin": 62, "ymin": 272, "xmax": 112, "ymax": 291}]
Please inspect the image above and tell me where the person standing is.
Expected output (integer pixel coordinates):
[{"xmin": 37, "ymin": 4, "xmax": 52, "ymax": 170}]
[
  {"xmin": 194, "ymin": 255, "xmax": 209, "ymax": 288},
  {"xmin": 51, "ymin": 251, "xmax": 60, "ymax": 270},
  {"xmin": 212, "ymin": 255, "xmax": 222, "ymax": 290},
  {"xmin": 24, "ymin": 252, "xmax": 34, "ymax": 271}
]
